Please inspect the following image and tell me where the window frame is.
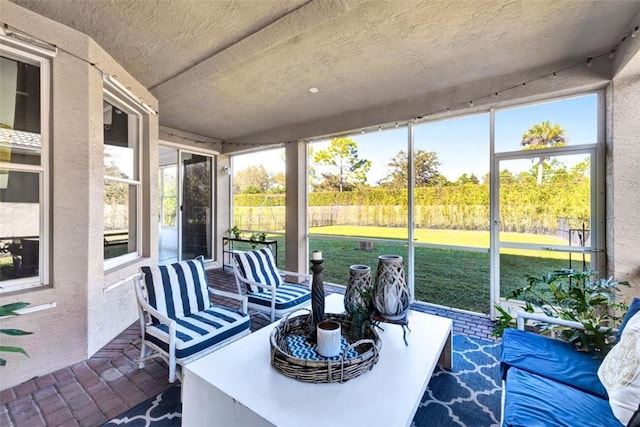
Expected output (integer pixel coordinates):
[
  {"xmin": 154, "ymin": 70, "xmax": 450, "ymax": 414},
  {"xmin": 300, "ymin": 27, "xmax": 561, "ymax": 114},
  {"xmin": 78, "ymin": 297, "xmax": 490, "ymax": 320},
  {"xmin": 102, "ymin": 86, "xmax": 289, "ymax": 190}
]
[
  {"xmin": 0, "ymin": 43, "xmax": 52, "ymax": 293},
  {"xmin": 303, "ymin": 90, "xmax": 605, "ymax": 317},
  {"xmin": 159, "ymin": 165, "xmax": 178, "ymax": 228},
  {"xmin": 102, "ymin": 86, "xmax": 143, "ymax": 270}
]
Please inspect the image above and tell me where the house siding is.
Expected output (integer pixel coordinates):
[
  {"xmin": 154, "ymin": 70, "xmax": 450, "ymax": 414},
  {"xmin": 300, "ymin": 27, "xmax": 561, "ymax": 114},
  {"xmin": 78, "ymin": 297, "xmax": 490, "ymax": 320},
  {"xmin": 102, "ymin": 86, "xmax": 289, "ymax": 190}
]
[{"xmin": 0, "ymin": 0, "xmax": 158, "ymax": 389}]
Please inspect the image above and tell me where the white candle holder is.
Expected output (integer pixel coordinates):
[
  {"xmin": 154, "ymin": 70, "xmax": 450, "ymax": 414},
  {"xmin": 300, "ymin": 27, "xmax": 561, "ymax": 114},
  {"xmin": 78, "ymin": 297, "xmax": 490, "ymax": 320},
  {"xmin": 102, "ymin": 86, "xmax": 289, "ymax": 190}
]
[{"xmin": 316, "ymin": 320, "xmax": 341, "ymax": 358}]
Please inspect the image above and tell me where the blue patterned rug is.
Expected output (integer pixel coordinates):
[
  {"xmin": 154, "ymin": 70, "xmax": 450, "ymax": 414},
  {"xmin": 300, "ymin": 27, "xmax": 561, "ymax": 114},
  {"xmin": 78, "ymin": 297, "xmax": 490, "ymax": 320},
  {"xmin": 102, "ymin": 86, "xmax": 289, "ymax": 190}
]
[{"xmin": 105, "ymin": 335, "xmax": 501, "ymax": 427}]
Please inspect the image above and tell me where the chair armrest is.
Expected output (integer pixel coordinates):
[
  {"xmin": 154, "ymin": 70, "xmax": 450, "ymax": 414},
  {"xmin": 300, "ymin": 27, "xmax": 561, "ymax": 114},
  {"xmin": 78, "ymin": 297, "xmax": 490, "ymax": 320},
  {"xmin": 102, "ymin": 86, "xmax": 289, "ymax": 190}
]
[
  {"xmin": 235, "ymin": 272, "xmax": 278, "ymax": 292},
  {"xmin": 208, "ymin": 287, "xmax": 248, "ymax": 314},
  {"xmin": 278, "ymin": 269, "xmax": 312, "ymax": 286},
  {"xmin": 136, "ymin": 295, "xmax": 175, "ymax": 327},
  {"xmin": 516, "ymin": 311, "xmax": 618, "ymax": 333}
]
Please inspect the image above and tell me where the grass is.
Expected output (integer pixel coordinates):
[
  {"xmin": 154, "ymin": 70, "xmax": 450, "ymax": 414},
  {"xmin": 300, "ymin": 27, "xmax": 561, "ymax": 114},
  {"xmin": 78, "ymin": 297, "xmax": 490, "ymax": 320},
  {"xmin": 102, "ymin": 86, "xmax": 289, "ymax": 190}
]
[{"xmin": 264, "ymin": 226, "xmax": 585, "ymax": 314}]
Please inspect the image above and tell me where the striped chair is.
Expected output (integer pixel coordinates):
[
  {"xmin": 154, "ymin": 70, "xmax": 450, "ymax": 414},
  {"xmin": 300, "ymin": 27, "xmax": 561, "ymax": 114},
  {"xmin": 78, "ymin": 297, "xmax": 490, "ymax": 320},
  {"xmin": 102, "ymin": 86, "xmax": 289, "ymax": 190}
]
[
  {"xmin": 133, "ymin": 256, "xmax": 251, "ymax": 383},
  {"xmin": 232, "ymin": 248, "xmax": 312, "ymax": 322}
]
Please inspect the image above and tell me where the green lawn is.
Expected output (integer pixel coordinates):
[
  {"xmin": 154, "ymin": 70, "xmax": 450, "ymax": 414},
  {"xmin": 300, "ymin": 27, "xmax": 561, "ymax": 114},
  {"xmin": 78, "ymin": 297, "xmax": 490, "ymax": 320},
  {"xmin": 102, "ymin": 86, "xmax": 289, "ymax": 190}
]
[{"xmin": 265, "ymin": 226, "xmax": 583, "ymax": 314}]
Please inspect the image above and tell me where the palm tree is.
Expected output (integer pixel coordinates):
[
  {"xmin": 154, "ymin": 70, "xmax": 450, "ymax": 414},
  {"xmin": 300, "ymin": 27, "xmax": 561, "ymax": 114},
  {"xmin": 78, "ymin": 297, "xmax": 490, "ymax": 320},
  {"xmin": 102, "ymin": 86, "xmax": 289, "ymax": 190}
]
[{"xmin": 521, "ymin": 121, "xmax": 568, "ymax": 184}]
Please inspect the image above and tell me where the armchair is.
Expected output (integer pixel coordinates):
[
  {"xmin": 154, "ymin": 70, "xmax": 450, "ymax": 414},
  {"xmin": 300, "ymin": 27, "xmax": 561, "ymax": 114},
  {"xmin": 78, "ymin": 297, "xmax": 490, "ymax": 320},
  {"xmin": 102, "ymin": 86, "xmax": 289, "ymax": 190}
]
[
  {"xmin": 232, "ymin": 248, "xmax": 312, "ymax": 322},
  {"xmin": 134, "ymin": 256, "xmax": 251, "ymax": 383}
]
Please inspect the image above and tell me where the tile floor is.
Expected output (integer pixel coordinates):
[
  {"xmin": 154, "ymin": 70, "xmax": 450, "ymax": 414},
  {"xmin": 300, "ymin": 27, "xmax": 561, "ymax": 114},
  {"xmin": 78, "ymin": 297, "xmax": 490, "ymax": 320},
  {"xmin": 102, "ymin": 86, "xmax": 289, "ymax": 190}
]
[{"xmin": 1, "ymin": 268, "xmax": 496, "ymax": 426}]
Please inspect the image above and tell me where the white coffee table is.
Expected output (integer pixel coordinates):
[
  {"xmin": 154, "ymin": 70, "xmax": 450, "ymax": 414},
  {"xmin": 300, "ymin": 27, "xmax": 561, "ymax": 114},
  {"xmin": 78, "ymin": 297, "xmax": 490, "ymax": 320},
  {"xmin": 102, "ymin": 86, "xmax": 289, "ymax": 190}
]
[{"xmin": 182, "ymin": 293, "xmax": 452, "ymax": 427}]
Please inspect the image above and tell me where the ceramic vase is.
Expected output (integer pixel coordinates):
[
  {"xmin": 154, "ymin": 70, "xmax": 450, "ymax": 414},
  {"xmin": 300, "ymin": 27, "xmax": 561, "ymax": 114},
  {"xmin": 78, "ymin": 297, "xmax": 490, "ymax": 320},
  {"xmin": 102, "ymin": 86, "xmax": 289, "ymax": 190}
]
[{"xmin": 373, "ymin": 255, "xmax": 410, "ymax": 320}]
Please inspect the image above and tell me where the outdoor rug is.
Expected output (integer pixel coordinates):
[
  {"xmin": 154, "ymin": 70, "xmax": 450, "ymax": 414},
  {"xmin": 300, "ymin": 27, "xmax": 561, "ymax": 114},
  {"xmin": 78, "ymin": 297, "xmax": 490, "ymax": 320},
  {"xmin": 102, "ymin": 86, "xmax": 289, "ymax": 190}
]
[{"xmin": 104, "ymin": 334, "xmax": 501, "ymax": 427}]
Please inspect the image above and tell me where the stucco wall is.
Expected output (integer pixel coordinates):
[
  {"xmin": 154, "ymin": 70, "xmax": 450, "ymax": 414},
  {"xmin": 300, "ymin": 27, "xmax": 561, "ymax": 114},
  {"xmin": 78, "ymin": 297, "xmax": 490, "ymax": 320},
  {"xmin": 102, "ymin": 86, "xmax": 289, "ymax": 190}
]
[
  {"xmin": 610, "ymin": 75, "xmax": 640, "ymax": 300},
  {"xmin": 0, "ymin": 0, "xmax": 158, "ymax": 389}
]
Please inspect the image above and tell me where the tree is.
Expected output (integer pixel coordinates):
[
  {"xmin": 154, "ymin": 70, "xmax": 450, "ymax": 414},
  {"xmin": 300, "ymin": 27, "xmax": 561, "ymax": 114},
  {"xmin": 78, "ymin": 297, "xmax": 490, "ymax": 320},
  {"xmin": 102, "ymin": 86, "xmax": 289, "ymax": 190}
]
[
  {"xmin": 312, "ymin": 137, "xmax": 371, "ymax": 192},
  {"xmin": 455, "ymin": 173, "xmax": 479, "ymax": 185},
  {"xmin": 378, "ymin": 149, "xmax": 442, "ymax": 188},
  {"xmin": 233, "ymin": 165, "xmax": 270, "ymax": 194},
  {"xmin": 520, "ymin": 121, "xmax": 568, "ymax": 185},
  {"xmin": 270, "ymin": 172, "xmax": 286, "ymax": 193}
]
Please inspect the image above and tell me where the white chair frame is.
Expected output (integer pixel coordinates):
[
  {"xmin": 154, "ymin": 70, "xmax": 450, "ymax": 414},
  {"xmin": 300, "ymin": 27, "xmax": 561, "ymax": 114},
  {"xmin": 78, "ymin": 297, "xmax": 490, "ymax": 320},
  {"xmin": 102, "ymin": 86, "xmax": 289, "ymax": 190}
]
[
  {"xmin": 232, "ymin": 259, "xmax": 311, "ymax": 322},
  {"xmin": 132, "ymin": 272, "xmax": 250, "ymax": 383}
]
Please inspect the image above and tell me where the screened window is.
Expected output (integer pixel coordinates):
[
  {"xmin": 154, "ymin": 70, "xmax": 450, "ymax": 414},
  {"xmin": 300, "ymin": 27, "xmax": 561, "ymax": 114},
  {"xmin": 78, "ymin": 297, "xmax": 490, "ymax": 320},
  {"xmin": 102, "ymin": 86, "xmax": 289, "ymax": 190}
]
[
  {"xmin": 103, "ymin": 96, "xmax": 140, "ymax": 265},
  {"xmin": 231, "ymin": 148, "xmax": 286, "ymax": 266},
  {"xmin": 0, "ymin": 49, "xmax": 50, "ymax": 290}
]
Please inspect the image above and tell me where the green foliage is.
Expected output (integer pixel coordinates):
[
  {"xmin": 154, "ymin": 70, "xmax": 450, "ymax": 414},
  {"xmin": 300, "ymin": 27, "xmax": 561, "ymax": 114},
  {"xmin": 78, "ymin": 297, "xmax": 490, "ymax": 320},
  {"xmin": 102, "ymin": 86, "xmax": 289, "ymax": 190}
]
[
  {"xmin": 521, "ymin": 121, "xmax": 568, "ymax": 150},
  {"xmin": 248, "ymin": 232, "xmax": 267, "ymax": 248},
  {"xmin": 234, "ymin": 165, "xmax": 270, "ymax": 194},
  {"xmin": 378, "ymin": 149, "xmax": 443, "ymax": 188},
  {"xmin": 491, "ymin": 305, "xmax": 515, "ymax": 338},
  {"xmin": 312, "ymin": 137, "xmax": 371, "ymax": 192},
  {"xmin": 455, "ymin": 173, "xmax": 479, "ymax": 185},
  {"xmin": 233, "ymin": 154, "xmax": 590, "ymax": 233},
  {"xmin": 0, "ymin": 302, "xmax": 33, "ymax": 366},
  {"xmin": 520, "ymin": 121, "xmax": 568, "ymax": 185},
  {"xmin": 228, "ymin": 225, "xmax": 241, "ymax": 239},
  {"xmin": 493, "ymin": 269, "xmax": 630, "ymax": 355}
]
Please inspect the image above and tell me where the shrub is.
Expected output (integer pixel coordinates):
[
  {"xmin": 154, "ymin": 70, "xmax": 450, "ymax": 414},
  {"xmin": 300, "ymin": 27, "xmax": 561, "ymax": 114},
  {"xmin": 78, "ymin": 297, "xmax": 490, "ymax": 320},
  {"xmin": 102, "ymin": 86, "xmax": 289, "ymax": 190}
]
[{"xmin": 493, "ymin": 269, "xmax": 630, "ymax": 356}]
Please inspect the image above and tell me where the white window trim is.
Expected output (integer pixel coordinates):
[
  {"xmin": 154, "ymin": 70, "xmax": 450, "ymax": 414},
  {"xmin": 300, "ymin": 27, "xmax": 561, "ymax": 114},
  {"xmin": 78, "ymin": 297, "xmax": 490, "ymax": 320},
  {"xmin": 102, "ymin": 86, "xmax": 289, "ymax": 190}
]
[
  {"xmin": 102, "ymin": 86, "xmax": 144, "ymax": 271},
  {"xmin": 0, "ymin": 45, "xmax": 52, "ymax": 293}
]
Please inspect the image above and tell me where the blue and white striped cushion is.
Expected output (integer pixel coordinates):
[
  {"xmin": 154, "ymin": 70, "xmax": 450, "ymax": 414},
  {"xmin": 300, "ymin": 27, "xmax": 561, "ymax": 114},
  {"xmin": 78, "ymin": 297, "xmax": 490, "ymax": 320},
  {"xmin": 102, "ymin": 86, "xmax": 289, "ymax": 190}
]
[
  {"xmin": 247, "ymin": 283, "xmax": 311, "ymax": 311},
  {"xmin": 144, "ymin": 304, "xmax": 250, "ymax": 360},
  {"xmin": 141, "ymin": 256, "xmax": 210, "ymax": 321},
  {"xmin": 233, "ymin": 248, "xmax": 283, "ymax": 293}
]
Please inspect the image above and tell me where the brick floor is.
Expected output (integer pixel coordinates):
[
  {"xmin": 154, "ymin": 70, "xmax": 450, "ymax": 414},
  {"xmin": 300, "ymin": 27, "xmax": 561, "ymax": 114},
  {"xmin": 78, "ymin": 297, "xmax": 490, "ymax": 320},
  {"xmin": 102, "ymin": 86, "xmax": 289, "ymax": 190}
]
[{"xmin": 1, "ymin": 268, "xmax": 497, "ymax": 426}]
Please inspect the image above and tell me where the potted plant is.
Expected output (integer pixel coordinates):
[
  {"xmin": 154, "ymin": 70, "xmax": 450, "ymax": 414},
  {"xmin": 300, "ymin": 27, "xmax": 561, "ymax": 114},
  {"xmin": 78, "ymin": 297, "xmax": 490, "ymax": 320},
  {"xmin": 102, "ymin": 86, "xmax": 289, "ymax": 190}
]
[
  {"xmin": 0, "ymin": 302, "xmax": 32, "ymax": 366},
  {"xmin": 248, "ymin": 232, "xmax": 266, "ymax": 249},
  {"xmin": 228, "ymin": 225, "xmax": 242, "ymax": 239},
  {"xmin": 493, "ymin": 269, "xmax": 630, "ymax": 355}
]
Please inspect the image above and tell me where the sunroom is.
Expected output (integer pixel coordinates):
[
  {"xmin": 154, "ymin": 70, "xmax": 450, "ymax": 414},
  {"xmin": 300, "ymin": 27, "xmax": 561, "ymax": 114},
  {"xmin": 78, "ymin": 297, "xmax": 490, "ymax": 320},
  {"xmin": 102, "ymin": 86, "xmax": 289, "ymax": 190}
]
[{"xmin": 1, "ymin": 0, "xmax": 639, "ymax": 425}]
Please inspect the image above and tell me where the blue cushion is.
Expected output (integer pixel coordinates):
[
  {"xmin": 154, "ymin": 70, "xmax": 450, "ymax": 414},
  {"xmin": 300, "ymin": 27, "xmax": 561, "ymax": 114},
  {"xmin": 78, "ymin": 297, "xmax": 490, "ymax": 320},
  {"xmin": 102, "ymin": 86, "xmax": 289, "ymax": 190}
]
[
  {"xmin": 144, "ymin": 304, "xmax": 250, "ymax": 360},
  {"xmin": 502, "ymin": 367, "xmax": 622, "ymax": 427},
  {"xmin": 141, "ymin": 256, "xmax": 210, "ymax": 321},
  {"xmin": 500, "ymin": 328, "xmax": 607, "ymax": 399},
  {"xmin": 233, "ymin": 248, "xmax": 283, "ymax": 293},
  {"xmin": 617, "ymin": 297, "xmax": 640, "ymax": 342},
  {"xmin": 247, "ymin": 283, "xmax": 311, "ymax": 311}
]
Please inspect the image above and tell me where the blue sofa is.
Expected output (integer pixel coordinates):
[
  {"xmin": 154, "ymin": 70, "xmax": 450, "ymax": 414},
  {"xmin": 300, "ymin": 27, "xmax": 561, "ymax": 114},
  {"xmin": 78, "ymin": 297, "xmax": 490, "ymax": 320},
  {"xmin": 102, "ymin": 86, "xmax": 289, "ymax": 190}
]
[
  {"xmin": 500, "ymin": 297, "xmax": 640, "ymax": 427},
  {"xmin": 500, "ymin": 327, "xmax": 622, "ymax": 427}
]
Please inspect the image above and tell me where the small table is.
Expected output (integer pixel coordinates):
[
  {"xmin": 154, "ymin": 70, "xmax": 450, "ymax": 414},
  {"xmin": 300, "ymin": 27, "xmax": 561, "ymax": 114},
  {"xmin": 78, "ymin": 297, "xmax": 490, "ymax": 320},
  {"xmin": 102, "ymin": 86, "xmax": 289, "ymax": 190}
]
[{"xmin": 182, "ymin": 293, "xmax": 453, "ymax": 427}]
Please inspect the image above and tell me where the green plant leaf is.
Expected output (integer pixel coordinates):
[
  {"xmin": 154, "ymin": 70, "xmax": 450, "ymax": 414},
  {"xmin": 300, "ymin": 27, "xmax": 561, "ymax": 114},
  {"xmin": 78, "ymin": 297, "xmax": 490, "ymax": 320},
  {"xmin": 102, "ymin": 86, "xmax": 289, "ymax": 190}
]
[
  {"xmin": 0, "ymin": 329, "xmax": 33, "ymax": 336},
  {"xmin": 0, "ymin": 358, "xmax": 6, "ymax": 366},
  {"xmin": 0, "ymin": 345, "xmax": 28, "ymax": 356},
  {"xmin": 0, "ymin": 302, "xmax": 30, "ymax": 316}
]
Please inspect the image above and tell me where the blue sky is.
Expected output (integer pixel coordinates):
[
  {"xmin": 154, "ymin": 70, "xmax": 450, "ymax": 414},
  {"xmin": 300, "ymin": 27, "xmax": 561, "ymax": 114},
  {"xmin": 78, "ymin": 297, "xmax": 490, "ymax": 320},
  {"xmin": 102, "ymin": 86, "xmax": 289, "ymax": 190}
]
[{"xmin": 234, "ymin": 93, "xmax": 597, "ymax": 185}]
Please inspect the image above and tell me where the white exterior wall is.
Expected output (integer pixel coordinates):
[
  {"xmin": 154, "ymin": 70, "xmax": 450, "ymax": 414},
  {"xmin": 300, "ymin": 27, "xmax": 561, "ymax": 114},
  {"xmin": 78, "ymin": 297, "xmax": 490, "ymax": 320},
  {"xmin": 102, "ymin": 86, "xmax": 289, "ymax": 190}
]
[
  {"xmin": 609, "ymin": 75, "xmax": 640, "ymax": 300},
  {"xmin": 0, "ymin": 1, "xmax": 158, "ymax": 389}
]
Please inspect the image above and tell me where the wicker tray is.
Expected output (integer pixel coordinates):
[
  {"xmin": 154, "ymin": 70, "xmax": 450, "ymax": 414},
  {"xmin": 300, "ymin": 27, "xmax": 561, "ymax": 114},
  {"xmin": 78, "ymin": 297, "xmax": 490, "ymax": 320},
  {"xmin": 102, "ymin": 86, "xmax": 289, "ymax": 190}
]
[{"xmin": 270, "ymin": 310, "xmax": 381, "ymax": 383}]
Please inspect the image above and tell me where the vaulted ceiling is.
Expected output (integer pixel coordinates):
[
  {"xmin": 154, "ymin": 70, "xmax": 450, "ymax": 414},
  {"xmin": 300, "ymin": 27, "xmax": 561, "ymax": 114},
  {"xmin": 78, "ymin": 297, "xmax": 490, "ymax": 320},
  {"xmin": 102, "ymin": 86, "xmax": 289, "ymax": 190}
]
[{"xmin": 9, "ymin": 0, "xmax": 640, "ymax": 149}]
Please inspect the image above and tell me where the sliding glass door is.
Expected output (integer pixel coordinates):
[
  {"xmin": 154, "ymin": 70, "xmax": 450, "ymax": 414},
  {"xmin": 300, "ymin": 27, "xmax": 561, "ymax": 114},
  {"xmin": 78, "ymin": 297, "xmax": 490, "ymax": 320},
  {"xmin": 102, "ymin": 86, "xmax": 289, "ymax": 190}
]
[{"xmin": 158, "ymin": 146, "xmax": 213, "ymax": 264}]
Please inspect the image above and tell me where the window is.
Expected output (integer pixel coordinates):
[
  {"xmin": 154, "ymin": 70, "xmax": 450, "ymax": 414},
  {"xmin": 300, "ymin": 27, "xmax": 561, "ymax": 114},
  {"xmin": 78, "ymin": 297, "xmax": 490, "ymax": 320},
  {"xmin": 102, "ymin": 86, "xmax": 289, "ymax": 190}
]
[
  {"xmin": 231, "ymin": 148, "xmax": 285, "ymax": 266},
  {"xmin": 159, "ymin": 165, "xmax": 177, "ymax": 228},
  {"xmin": 103, "ymin": 93, "xmax": 141, "ymax": 267},
  {"xmin": 0, "ymin": 47, "xmax": 51, "ymax": 291},
  {"xmin": 307, "ymin": 130, "xmax": 409, "ymax": 286},
  {"xmin": 301, "ymin": 93, "xmax": 603, "ymax": 317}
]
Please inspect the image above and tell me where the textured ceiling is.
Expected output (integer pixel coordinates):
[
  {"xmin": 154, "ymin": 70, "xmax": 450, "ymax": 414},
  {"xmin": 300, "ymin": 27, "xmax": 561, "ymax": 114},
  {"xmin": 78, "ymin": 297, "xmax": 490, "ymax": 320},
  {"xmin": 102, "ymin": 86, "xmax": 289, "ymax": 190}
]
[{"xmin": 9, "ymin": 0, "xmax": 640, "ymax": 146}]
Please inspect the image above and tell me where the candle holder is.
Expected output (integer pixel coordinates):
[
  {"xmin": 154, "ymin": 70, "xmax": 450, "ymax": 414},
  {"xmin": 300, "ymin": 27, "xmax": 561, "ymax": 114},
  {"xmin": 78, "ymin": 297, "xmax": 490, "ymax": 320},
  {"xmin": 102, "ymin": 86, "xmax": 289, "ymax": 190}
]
[{"xmin": 308, "ymin": 258, "xmax": 325, "ymax": 342}]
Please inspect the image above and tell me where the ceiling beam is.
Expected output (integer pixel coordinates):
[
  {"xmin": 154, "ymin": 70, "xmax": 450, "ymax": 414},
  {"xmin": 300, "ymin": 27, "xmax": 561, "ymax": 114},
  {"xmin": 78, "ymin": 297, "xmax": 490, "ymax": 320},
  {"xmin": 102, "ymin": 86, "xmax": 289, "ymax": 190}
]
[
  {"xmin": 222, "ymin": 58, "xmax": 611, "ymax": 151},
  {"xmin": 150, "ymin": 0, "xmax": 357, "ymax": 101}
]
